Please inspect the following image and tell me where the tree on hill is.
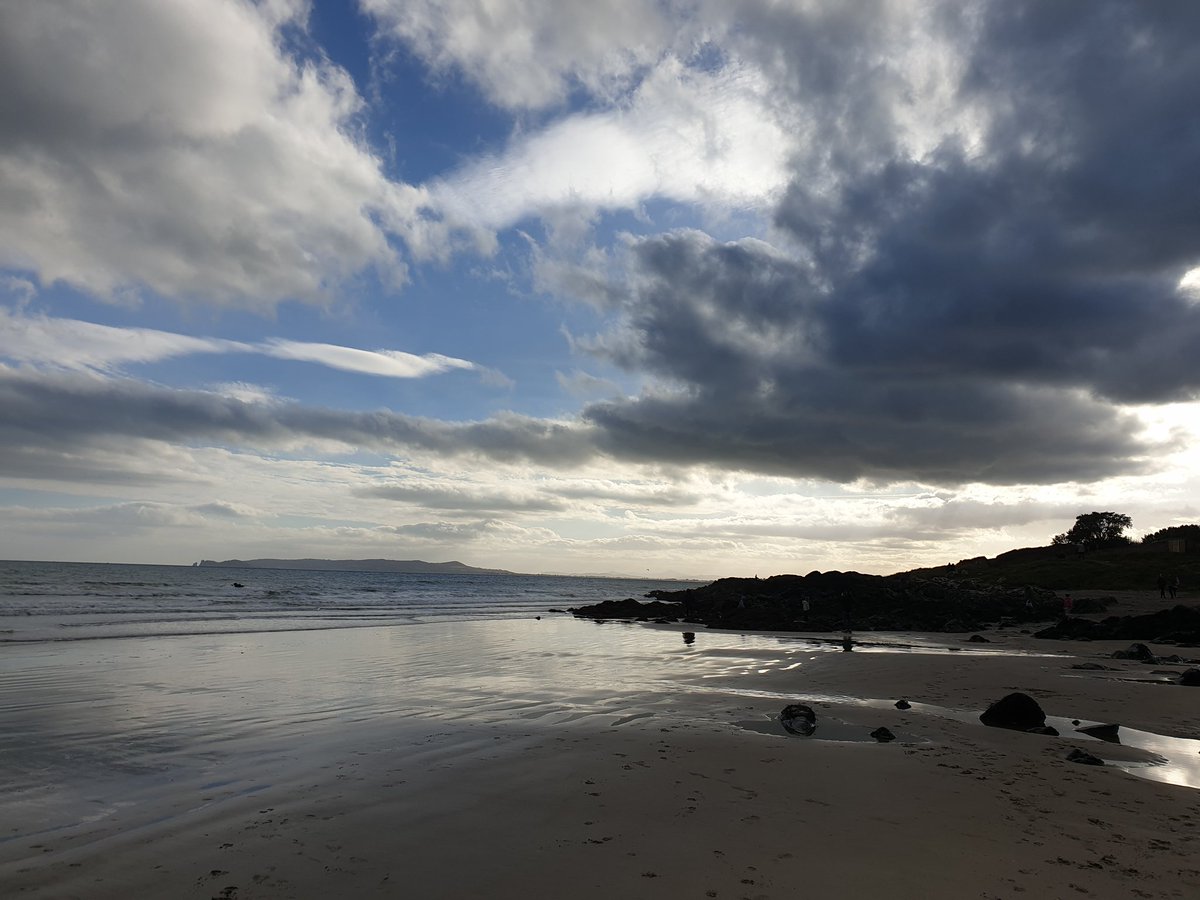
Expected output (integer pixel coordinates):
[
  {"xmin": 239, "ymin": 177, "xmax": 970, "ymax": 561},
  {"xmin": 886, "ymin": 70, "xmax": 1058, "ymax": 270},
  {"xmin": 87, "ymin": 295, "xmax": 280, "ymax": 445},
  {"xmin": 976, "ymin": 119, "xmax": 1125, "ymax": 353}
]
[
  {"xmin": 1141, "ymin": 524, "xmax": 1200, "ymax": 544},
  {"xmin": 1052, "ymin": 511, "xmax": 1132, "ymax": 547}
]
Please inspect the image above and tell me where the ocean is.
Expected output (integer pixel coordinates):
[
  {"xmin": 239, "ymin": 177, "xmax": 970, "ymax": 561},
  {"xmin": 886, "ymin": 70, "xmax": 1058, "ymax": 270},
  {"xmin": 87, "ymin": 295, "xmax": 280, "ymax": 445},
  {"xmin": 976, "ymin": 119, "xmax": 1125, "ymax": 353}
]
[{"xmin": 0, "ymin": 560, "xmax": 700, "ymax": 644}]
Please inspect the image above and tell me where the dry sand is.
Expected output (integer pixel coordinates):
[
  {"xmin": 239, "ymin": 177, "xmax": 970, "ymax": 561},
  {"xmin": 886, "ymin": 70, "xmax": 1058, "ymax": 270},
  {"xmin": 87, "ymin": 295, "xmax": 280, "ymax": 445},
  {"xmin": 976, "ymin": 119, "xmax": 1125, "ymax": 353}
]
[{"xmin": 2, "ymin": 597, "xmax": 1199, "ymax": 899}]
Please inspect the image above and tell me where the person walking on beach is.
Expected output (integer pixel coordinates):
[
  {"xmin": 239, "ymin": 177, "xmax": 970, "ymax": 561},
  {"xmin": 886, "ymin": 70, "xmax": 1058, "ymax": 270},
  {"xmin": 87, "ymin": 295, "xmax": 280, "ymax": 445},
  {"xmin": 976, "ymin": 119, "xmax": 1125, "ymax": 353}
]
[{"xmin": 1158, "ymin": 574, "xmax": 1168, "ymax": 599}]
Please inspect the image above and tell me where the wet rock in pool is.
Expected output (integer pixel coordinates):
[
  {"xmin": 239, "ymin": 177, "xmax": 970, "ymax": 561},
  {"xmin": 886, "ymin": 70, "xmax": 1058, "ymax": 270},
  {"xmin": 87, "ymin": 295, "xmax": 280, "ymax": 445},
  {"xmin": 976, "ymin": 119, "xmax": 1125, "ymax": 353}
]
[
  {"xmin": 1075, "ymin": 723, "xmax": 1120, "ymax": 742},
  {"xmin": 979, "ymin": 692, "xmax": 1046, "ymax": 731},
  {"xmin": 1111, "ymin": 643, "xmax": 1157, "ymax": 663},
  {"xmin": 1066, "ymin": 748, "xmax": 1105, "ymax": 766},
  {"xmin": 967, "ymin": 634, "xmax": 991, "ymax": 643},
  {"xmin": 870, "ymin": 727, "xmax": 896, "ymax": 743},
  {"xmin": 1071, "ymin": 662, "xmax": 1115, "ymax": 671},
  {"xmin": 780, "ymin": 704, "xmax": 817, "ymax": 736},
  {"xmin": 1179, "ymin": 668, "xmax": 1200, "ymax": 686},
  {"xmin": 894, "ymin": 699, "xmax": 911, "ymax": 710}
]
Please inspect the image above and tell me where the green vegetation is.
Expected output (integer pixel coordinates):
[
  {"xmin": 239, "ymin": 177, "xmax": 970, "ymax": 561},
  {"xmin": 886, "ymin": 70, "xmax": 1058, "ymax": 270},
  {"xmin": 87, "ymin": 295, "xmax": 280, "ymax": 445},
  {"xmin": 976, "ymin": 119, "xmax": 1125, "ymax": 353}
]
[
  {"xmin": 1051, "ymin": 511, "xmax": 1132, "ymax": 547},
  {"xmin": 938, "ymin": 546, "xmax": 1199, "ymax": 591},
  {"xmin": 913, "ymin": 513, "xmax": 1200, "ymax": 592},
  {"xmin": 1141, "ymin": 523, "xmax": 1200, "ymax": 545}
]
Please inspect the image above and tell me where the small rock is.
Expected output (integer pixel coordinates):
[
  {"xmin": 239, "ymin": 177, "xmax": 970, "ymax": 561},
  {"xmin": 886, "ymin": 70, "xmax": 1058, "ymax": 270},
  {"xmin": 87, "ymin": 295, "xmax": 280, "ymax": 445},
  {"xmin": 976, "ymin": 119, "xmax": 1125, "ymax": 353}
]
[
  {"xmin": 780, "ymin": 704, "xmax": 817, "ymax": 736},
  {"xmin": 1111, "ymin": 642, "xmax": 1157, "ymax": 664},
  {"xmin": 1071, "ymin": 663, "xmax": 1113, "ymax": 670},
  {"xmin": 967, "ymin": 634, "xmax": 991, "ymax": 643},
  {"xmin": 1066, "ymin": 748, "xmax": 1104, "ymax": 766},
  {"xmin": 894, "ymin": 699, "xmax": 911, "ymax": 710},
  {"xmin": 870, "ymin": 727, "xmax": 896, "ymax": 743}
]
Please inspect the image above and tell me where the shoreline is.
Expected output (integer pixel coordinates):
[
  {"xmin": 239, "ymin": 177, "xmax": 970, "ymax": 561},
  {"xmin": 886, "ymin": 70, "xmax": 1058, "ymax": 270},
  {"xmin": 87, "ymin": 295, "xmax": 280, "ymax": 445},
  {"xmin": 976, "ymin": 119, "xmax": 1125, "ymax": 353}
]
[{"xmin": 3, "ymin": 616, "xmax": 1199, "ymax": 898}]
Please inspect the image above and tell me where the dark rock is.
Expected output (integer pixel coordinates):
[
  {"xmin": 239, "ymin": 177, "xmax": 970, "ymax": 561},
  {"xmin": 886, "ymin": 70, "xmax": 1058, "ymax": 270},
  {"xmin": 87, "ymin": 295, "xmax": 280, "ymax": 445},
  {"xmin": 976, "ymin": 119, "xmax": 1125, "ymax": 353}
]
[
  {"xmin": 548, "ymin": 608, "xmax": 566, "ymax": 613},
  {"xmin": 1038, "ymin": 606, "xmax": 1200, "ymax": 646},
  {"xmin": 232, "ymin": 582, "xmax": 244, "ymax": 588},
  {"xmin": 1025, "ymin": 725, "xmax": 1060, "ymax": 736},
  {"xmin": 1076, "ymin": 723, "xmax": 1120, "ymax": 742},
  {"xmin": 894, "ymin": 699, "xmax": 911, "ymax": 710},
  {"xmin": 979, "ymin": 692, "xmax": 1047, "ymax": 731},
  {"xmin": 780, "ymin": 704, "xmax": 817, "ymax": 736},
  {"xmin": 572, "ymin": 598, "xmax": 685, "ymax": 619},
  {"xmin": 870, "ymin": 727, "xmax": 896, "ymax": 742},
  {"xmin": 1069, "ymin": 596, "xmax": 1116, "ymax": 614},
  {"xmin": 1066, "ymin": 748, "xmax": 1105, "ymax": 766},
  {"xmin": 1071, "ymin": 662, "xmax": 1114, "ymax": 670},
  {"xmin": 1179, "ymin": 668, "xmax": 1200, "ymax": 686},
  {"xmin": 967, "ymin": 634, "xmax": 991, "ymax": 643},
  {"xmin": 1111, "ymin": 643, "xmax": 1157, "ymax": 663}
]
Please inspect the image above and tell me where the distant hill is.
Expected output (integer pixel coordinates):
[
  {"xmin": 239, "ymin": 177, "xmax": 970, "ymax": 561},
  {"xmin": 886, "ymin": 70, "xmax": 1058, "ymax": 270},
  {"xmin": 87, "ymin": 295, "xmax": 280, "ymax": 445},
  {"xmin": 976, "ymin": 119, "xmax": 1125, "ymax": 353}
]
[{"xmin": 197, "ymin": 558, "xmax": 515, "ymax": 576}]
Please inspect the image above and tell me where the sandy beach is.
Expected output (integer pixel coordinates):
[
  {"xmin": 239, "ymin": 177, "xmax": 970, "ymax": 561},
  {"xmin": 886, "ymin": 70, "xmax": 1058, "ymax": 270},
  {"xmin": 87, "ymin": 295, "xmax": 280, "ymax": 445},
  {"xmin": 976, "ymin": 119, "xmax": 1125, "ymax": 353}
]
[{"xmin": 3, "ymin": 593, "xmax": 1199, "ymax": 899}]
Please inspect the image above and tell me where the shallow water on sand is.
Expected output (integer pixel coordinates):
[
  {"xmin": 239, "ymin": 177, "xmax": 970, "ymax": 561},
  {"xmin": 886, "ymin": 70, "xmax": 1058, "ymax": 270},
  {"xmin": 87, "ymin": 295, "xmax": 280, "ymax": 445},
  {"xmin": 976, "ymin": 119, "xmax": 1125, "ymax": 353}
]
[{"xmin": 3, "ymin": 617, "xmax": 1198, "ymax": 854}]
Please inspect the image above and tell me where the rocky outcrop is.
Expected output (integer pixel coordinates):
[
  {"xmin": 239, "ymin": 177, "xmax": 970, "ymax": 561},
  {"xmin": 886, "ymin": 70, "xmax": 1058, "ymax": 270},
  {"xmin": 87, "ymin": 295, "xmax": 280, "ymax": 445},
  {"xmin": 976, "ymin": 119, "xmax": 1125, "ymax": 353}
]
[
  {"xmin": 569, "ymin": 598, "xmax": 684, "ymax": 621},
  {"xmin": 577, "ymin": 570, "xmax": 1062, "ymax": 634},
  {"xmin": 1035, "ymin": 605, "xmax": 1200, "ymax": 645}
]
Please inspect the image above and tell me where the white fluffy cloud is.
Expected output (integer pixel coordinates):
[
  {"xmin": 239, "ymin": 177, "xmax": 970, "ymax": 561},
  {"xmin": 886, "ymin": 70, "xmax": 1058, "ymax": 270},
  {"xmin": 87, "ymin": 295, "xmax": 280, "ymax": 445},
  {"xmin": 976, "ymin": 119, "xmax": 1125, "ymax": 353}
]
[
  {"xmin": 429, "ymin": 59, "xmax": 790, "ymax": 230},
  {"xmin": 362, "ymin": 0, "xmax": 682, "ymax": 110},
  {"xmin": 0, "ymin": 0, "xmax": 424, "ymax": 307}
]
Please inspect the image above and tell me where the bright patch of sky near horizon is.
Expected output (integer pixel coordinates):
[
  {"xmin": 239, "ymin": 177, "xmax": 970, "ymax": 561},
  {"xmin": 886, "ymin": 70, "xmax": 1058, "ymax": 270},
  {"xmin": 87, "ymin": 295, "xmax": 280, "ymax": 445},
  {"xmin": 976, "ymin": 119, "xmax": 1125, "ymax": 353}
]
[{"xmin": 2, "ymin": 1, "xmax": 1199, "ymax": 579}]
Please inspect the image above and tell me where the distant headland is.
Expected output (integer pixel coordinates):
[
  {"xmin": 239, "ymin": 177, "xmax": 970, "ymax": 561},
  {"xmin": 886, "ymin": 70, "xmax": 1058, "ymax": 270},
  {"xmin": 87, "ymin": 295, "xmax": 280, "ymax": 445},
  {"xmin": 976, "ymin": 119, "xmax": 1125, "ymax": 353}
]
[{"xmin": 196, "ymin": 558, "xmax": 516, "ymax": 575}]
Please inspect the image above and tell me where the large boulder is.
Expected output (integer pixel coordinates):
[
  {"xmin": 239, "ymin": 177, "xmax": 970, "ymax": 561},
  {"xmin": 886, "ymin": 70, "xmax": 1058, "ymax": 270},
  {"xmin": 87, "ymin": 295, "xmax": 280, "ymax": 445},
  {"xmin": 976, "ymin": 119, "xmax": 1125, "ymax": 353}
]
[
  {"xmin": 1179, "ymin": 668, "xmax": 1200, "ymax": 686},
  {"xmin": 979, "ymin": 692, "xmax": 1047, "ymax": 731}
]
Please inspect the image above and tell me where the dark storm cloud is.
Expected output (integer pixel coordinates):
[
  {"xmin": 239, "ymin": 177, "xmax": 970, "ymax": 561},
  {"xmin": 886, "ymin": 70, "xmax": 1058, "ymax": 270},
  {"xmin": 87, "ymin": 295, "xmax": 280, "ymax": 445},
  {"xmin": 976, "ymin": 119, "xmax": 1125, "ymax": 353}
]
[{"xmin": 561, "ymin": 3, "xmax": 1200, "ymax": 485}]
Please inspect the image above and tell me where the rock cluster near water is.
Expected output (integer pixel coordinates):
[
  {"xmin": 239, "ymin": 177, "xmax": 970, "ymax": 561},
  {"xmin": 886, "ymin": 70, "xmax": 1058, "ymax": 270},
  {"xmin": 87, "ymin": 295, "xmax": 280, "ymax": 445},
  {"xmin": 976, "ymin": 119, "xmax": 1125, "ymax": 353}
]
[
  {"xmin": 570, "ymin": 570, "xmax": 1068, "ymax": 634},
  {"xmin": 1034, "ymin": 605, "xmax": 1200, "ymax": 645}
]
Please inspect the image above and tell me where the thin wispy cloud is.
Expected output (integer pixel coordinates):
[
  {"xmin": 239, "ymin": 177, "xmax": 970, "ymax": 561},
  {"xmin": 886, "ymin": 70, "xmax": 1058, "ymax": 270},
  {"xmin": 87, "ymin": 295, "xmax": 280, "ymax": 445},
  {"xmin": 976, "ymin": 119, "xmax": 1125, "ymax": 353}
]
[{"xmin": 0, "ymin": 309, "xmax": 481, "ymax": 380}]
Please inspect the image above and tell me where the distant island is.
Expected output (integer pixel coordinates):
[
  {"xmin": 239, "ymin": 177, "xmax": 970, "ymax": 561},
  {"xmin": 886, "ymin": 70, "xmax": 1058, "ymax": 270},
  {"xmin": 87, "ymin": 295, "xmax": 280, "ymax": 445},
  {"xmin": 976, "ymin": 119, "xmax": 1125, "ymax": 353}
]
[{"xmin": 197, "ymin": 558, "xmax": 516, "ymax": 575}]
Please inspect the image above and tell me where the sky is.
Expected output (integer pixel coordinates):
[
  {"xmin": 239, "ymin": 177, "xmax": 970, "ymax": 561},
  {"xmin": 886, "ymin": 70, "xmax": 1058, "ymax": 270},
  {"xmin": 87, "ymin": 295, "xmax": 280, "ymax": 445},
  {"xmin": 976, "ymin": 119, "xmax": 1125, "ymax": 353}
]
[{"xmin": 2, "ymin": 0, "xmax": 1199, "ymax": 579}]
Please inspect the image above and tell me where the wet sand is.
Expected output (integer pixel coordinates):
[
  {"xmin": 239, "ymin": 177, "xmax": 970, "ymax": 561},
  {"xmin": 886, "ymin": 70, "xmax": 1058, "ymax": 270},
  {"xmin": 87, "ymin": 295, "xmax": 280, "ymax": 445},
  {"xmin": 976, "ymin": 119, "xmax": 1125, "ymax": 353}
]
[{"xmin": 2, "ymin": 608, "xmax": 1199, "ymax": 899}]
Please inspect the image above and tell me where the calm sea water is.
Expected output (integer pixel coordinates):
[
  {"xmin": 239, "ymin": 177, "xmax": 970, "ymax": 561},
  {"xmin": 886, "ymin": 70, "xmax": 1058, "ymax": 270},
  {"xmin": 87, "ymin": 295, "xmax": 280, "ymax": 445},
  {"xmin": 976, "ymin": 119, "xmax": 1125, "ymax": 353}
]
[{"xmin": 0, "ymin": 560, "xmax": 700, "ymax": 643}]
